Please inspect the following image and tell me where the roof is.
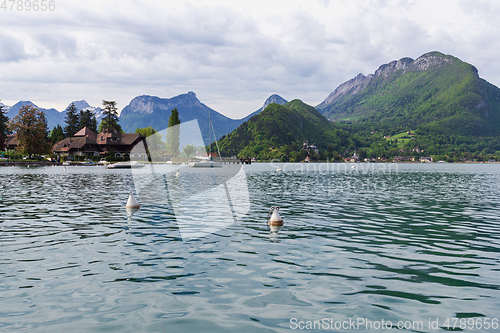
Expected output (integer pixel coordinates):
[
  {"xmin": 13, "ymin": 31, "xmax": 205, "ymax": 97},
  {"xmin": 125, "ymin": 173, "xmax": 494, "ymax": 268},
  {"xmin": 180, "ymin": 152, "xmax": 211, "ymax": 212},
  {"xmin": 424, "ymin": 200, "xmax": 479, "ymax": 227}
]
[
  {"xmin": 96, "ymin": 132, "xmax": 144, "ymax": 146},
  {"xmin": 53, "ymin": 136, "xmax": 102, "ymax": 152},
  {"xmin": 5, "ymin": 135, "xmax": 18, "ymax": 146},
  {"xmin": 74, "ymin": 127, "xmax": 97, "ymax": 138}
]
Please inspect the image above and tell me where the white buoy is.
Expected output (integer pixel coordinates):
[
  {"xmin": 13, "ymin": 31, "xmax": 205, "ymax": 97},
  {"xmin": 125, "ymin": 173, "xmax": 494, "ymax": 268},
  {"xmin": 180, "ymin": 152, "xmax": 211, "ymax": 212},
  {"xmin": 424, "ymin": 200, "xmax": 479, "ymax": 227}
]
[
  {"xmin": 268, "ymin": 206, "xmax": 284, "ymax": 226},
  {"xmin": 276, "ymin": 168, "xmax": 282, "ymax": 172},
  {"xmin": 351, "ymin": 165, "xmax": 355, "ymax": 169},
  {"xmin": 126, "ymin": 191, "xmax": 141, "ymax": 209},
  {"xmin": 269, "ymin": 225, "xmax": 282, "ymax": 233},
  {"xmin": 175, "ymin": 170, "xmax": 180, "ymax": 177}
]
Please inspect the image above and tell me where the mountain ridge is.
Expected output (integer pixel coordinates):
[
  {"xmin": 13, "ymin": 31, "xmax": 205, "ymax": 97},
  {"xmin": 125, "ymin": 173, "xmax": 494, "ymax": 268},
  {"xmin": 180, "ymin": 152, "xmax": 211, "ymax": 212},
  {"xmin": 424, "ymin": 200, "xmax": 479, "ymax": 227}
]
[
  {"xmin": 316, "ymin": 51, "xmax": 499, "ymax": 136},
  {"xmin": 119, "ymin": 92, "xmax": 287, "ymax": 144}
]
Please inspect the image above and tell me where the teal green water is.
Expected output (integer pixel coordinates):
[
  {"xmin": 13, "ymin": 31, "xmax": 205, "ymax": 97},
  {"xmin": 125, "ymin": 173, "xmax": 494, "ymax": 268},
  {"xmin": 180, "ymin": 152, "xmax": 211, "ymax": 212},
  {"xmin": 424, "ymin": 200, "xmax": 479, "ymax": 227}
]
[{"xmin": 1, "ymin": 163, "xmax": 499, "ymax": 332}]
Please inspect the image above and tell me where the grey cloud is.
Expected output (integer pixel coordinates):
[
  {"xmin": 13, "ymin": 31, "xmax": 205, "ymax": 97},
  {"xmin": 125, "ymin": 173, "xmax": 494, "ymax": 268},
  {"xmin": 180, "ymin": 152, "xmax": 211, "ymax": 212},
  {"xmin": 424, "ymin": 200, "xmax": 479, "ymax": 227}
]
[{"xmin": 0, "ymin": 34, "xmax": 27, "ymax": 62}]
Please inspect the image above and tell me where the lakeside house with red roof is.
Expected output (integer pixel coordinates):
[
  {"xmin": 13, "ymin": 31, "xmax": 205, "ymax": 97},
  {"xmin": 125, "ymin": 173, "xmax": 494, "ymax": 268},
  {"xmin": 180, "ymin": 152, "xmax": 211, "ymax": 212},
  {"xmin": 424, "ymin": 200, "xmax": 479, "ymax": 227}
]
[
  {"xmin": 53, "ymin": 127, "xmax": 145, "ymax": 158},
  {"xmin": 95, "ymin": 128, "xmax": 145, "ymax": 157}
]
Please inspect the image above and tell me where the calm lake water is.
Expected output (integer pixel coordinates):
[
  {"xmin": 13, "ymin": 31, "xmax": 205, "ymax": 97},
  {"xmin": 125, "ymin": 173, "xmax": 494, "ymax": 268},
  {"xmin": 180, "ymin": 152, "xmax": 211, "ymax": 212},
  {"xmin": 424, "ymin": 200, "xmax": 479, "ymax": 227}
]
[{"xmin": 1, "ymin": 163, "xmax": 499, "ymax": 332}]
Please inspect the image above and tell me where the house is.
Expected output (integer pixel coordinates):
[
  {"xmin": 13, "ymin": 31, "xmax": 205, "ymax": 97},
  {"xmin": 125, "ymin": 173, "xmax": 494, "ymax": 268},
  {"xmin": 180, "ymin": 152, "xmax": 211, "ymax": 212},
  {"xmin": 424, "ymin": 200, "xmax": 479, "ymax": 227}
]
[
  {"xmin": 53, "ymin": 127, "xmax": 102, "ymax": 157},
  {"xmin": 53, "ymin": 136, "xmax": 102, "ymax": 157},
  {"xmin": 53, "ymin": 127, "xmax": 146, "ymax": 158},
  {"xmin": 302, "ymin": 141, "xmax": 319, "ymax": 155},
  {"xmin": 304, "ymin": 156, "xmax": 310, "ymax": 163},
  {"xmin": 393, "ymin": 156, "xmax": 415, "ymax": 162},
  {"xmin": 5, "ymin": 135, "xmax": 18, "ymax": 151},
  {"xmin": 74, "ymin": 126, "xmax": 97, "ymax": 141},
  {"xmin": 420, "ymin": 156, "xmax": 432, "ymax": 163},
  {"xmin": 347, "ymin": 155, "xmax": 360, "ymax": 163},
  {"xmin": 95, "ymin": 128, "xmax": 145, "ymax": 157},
  {"xmin": 412, "ymin": 146, "xmax": 421, "ymax": 153}
]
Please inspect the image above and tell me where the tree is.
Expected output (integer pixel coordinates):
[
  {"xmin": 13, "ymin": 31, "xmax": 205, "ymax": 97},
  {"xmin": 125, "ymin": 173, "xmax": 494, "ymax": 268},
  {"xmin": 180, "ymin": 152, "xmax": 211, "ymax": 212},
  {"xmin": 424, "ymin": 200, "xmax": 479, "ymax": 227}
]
[
  {"xmin": 101, "ymin": 100, "xmax": 121, "ymax": 132},
  {"xmin": 78, "ymin": 109, "xmax": 98, "ymax": 133},
  {"xmin": 135, "ymin": 126, "xmax": 165, "ymax": 151},
  {"xmin": 0, "ymin": 101, "xmax": 9, "ymax": 140},
  {"xmin": 135, "ymin": 126, "xmax": 156, "ymax": 137},
  {"xmin": 49, "ymin": 125, "xmax": 65, "ymax": 144},
  {"xmin": 64, "ymin": 103, "xmax": 79, "ymax": 137},
  {"xmin": 183, "ymin": 144, "xmax": 195, "ymax": 157},
  {"xmin": 8, "ymin": 105, "xmax": 51, "ymax": 158},
  {"xmin": 166, "ymin": 108, "xmax": 180, "ymax": 155}
]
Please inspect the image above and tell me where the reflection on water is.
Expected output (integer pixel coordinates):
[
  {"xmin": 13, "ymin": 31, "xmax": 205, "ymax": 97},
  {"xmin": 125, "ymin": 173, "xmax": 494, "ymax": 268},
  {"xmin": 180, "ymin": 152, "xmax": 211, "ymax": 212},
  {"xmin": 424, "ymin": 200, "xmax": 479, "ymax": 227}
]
[{"xmin": 1, "ymin": 164, "xmax": 500, "ymax": 332}]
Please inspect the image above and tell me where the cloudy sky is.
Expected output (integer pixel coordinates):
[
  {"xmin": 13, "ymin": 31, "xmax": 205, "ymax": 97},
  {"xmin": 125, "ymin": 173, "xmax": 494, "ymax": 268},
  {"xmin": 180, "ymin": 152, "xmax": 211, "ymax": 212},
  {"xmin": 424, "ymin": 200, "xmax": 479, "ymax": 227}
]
[{"xmin": 1, "ymin": 0, "xmax": 499, "ymax": 118}]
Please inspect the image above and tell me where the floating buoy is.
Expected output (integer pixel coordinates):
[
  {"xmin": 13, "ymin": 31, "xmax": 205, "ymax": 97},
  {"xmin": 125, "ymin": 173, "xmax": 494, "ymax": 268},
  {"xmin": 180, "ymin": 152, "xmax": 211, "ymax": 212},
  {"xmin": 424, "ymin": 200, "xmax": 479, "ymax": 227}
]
[
  {"xmin": 175, "ymin": 170, "xmax": 180, "ymax": 177},
  {"xmin": 268, "ymin": 206, "xmax": 284, "ymax": 226},
  {"xmin": 351, "ymin": 165, "xmax": 355, "ymax": 169},
  {"xmin": 269, "ymin": 225, "xmax": 282, "ymax": 233},
  {"xmin": 276, "ymin": 168, "xmax": 282, "ymax": 172},
  {"xmin": 62, "ymin": 166, "xmax": 66, "ymax": 172},
  {"xmin": 126, "ymin": 191, "xmax": 141, "ymax": 209}
]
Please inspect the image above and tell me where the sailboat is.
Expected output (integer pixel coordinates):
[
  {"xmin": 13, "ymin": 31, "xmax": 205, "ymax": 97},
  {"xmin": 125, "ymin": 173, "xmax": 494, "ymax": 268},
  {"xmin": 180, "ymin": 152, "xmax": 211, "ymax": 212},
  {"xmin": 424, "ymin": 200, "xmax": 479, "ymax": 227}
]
[{"xmin": 189, "ymin": 108, "xmax": 223, "ymax": 168}]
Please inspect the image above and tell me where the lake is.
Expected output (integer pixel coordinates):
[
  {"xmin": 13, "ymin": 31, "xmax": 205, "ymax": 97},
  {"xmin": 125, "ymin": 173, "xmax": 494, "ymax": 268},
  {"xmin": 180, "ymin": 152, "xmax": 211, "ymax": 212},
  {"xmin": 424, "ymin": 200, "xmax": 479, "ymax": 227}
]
[{"xmin": 1, "ymin": 163, "xmax": 499, "ymax": 332}]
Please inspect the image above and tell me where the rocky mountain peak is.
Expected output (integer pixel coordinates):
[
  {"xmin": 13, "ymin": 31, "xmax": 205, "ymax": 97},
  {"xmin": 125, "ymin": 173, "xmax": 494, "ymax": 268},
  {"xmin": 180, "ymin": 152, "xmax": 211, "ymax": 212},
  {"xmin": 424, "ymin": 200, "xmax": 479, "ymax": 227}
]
[
  {"xmin": 66, "ymin": 100, "xmax": 90, "ymax": 111},
  {"xmin": 262, "ymin": 94, "xmax": 287, "ymax": 109},
  {"xmin": 411, "ymin": 51, "xmax": 453, "ymax": 72}
]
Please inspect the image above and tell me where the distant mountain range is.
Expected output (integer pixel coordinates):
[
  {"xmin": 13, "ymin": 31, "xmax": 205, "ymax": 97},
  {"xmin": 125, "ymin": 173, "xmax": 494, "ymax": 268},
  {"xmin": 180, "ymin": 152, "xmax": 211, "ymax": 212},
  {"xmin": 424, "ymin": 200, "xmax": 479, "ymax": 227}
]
[
  {"xmin": 3, "ymin": 94, "xmax": 287, "ymax": 144},
  {"xmin": 5, "ymin": 100, "xmax": 104, "ymax": 130},
  {"xmin": 316, "ymin": 51, "xmax": 500, "ymax": 136},
  {"xmin": 5, "ymin": 50, "xmax": 500, "ymax": 158},
  {"xmin": 119, "ymin": 92, "xmax": 287, "ymax": 144}
]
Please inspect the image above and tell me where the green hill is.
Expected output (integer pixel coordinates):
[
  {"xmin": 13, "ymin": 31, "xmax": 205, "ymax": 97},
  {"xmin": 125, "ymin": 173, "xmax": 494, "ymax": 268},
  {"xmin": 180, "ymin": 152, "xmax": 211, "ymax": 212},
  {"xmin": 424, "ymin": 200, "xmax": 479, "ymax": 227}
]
[
  {"xmin": 317, "ymin": 51, "xmax": 500, "ymax": 137},
  {"xmin": 217, "ymin": 100, "xmax": 349, "ymax": 161}
]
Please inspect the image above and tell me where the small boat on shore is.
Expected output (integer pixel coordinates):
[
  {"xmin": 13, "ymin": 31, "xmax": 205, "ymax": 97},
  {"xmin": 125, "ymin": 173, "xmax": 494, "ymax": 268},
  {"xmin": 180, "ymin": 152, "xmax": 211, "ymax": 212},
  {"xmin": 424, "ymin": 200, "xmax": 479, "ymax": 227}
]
[
  {"xmin": 189, "ymin": 161, "xmax": 223, "ymax": 168},
  {"xmin": 106, "ymin": 161, "xmax": 145, "ymax": 169}
]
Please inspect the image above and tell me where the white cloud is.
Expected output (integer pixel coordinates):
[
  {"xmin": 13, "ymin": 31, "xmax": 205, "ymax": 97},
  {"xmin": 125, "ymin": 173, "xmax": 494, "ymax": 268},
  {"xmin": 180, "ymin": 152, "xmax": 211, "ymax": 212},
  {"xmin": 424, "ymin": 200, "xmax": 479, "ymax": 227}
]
[{"xmin": 0, "ymin": 0, "xmax": 500, "ymax": 117}]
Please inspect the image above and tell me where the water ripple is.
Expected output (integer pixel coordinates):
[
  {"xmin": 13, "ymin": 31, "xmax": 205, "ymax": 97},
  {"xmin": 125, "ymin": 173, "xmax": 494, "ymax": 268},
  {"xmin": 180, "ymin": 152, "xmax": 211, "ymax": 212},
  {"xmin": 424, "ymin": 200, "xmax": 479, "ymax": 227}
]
[{"xmin": 1, "ymin": 164, "xmax": 500, "ymax": 331}]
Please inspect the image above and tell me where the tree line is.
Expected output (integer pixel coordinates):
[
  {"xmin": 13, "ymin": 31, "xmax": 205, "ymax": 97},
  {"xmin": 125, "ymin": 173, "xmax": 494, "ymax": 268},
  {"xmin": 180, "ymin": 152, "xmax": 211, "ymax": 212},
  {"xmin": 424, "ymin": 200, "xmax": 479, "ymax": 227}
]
[
  {"xmin": 1, "ymin": 101, "xmax": 183, "ymax": 160},
  {"xmin": 1, "ymin": 100, "xmax": 122, "ymax": 158}
]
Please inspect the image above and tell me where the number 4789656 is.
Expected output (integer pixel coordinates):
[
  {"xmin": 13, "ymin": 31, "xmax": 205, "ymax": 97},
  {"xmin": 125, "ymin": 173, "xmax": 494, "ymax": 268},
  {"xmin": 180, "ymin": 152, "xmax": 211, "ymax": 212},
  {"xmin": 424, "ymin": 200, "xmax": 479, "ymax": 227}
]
[
  {"xmin": 1, "ymin": 0, "xmax": 55, "ymax": 11},
  {"xmin": 443, "ymin": 318, "xmax": 498, "ymax": 330}
]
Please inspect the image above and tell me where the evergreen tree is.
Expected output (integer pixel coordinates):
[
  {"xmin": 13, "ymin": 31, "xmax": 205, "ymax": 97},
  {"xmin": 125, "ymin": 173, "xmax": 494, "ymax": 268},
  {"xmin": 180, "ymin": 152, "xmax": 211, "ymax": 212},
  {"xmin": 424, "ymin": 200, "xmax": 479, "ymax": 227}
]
[
  {"xmin": 64, "ymin": 103, "xmax": 79, "ymax": 137},
  {"xmin": 78, "ymin": 109, "xmax": 98, "ymax": 133},
  {"xmin": 101, "ymin": 100, "xmax": 121, "ymax": 132},
  {"xmin": 0, "ymin": 102, "xmax": 9, "ymax": 140},
  {"xmin": 89, "ymin": 116, "xmax": 98, "ymax": 134},
  {"xmin": 166, "ymin": 108, "xmax": 180, "ymax": 155},
  {"xmin": 49, "ymin": 125, "xmax": 65, "ymax": 144}
]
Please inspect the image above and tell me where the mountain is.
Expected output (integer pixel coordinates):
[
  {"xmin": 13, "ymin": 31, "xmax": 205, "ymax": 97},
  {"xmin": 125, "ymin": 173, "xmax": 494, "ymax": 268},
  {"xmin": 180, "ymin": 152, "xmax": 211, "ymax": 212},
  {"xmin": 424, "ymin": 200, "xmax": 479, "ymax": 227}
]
[
  {"xmin": 5, "ymin": 100, "xmax": 103, "ymax": 130},
  {"xmin": 7, "ymin": 101, "xmax": 64, "ymax": 130},
  {"xmin": 217, "ymin": 99, "xmax": 349, "ymax": 161},
  {"xmin": 245, "ymin": 94, "xmax": 288, "ymax": 119},
  {"xmin": 316, "ymin": 51, "xmax": 500, "ymax": 136},
  {"xmin": 119, "ymin": 92, "xmax": 287, "ymax": 144},
  {"xmin": 65, "ymin": 100, "xmax": 104, "ymax": 120},
  {"xmin": 0, "ymin": 102, "xmax": 10, "ymax": 113}
]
